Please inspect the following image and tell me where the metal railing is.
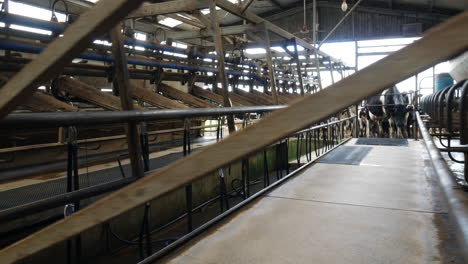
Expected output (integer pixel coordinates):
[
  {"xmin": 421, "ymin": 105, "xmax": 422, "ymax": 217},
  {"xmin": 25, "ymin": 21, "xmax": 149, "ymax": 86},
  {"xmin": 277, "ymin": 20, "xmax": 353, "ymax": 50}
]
[{"xmin": 0, "ymin": 106, "xmax": 356, "ymax": 263}]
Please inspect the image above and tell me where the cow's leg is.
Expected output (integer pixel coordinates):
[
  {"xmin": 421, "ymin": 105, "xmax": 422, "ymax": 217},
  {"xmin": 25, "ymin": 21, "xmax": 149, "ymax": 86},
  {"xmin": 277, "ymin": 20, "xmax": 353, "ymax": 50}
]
[
  {"xmin": 389, "ymin": 119, "xmax": 394, "ymax": 138},
  {"xmin": 366, "ymin": 120, "xmax": 370, "ymax": 137}
]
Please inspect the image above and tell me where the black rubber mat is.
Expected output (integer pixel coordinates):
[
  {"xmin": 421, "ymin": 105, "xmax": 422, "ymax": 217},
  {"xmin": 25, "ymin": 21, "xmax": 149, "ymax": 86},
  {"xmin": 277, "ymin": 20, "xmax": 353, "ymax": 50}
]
[
  {"xmin": 0, "ymin": 138, "xmax": 213, "ymax": 210},
  {"xmin": 355, "ymin": 138, "xmax": 409, "ymax": 147},
  {"xmin": 318, "ymin": 146, "xmax": 372, "ymax": 165}
]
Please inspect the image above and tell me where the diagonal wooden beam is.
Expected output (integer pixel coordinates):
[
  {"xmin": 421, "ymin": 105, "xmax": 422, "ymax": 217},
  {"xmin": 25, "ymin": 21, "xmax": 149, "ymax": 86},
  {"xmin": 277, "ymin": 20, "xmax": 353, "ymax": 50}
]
[
  {"xmin": 159, "ymin": 83, "xmax": 214, "ymax": 108},
  {"xmin": 0, "ymin": 0, "xmax": 146, "ymax": 118},
  {"xmin": 110, "ymin": 25, "xmax": 145, "ymax": 178},
  {"xmin": 23, "ymin": 92, "xmax": 79, "ymax": 112},
  {"xmin": 59, "ymin": 77, "xmax": 145, "ymax": 111},
  {"xmin": 127, "ymin": 0, "xmax": 211, "ymax": 19},
  {"xmin": 1, "ymin": 11, "xmax": 468, "ymax": 263},
  {"xmin": 0, "ymin": 75, "xmax": 78, "ymax": 112},
  {"xmin": 132, "ymin": 85, "xmax": 189, "ymax": 109}
]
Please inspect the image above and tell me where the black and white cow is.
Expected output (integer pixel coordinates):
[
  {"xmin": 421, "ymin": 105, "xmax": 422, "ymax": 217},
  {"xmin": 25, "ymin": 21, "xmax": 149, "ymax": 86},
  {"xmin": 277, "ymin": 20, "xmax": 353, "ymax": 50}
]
[
  {"xmin": 358, "ymin": 108, "xmax": 369, "ymax": 137},
  {"xmin": 383, "ymin": 86, "xmax": 409, "ymax": 138},
  {"xmin": 366, "ymin": 95, "xmax": 386, "ymax": 137}
]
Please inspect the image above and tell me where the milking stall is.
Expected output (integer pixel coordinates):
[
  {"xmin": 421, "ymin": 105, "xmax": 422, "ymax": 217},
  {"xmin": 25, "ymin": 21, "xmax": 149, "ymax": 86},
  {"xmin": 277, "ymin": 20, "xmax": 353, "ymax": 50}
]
[{"xmin": 0, "ymin": 0, "xmax": 468, "ymax": 263}]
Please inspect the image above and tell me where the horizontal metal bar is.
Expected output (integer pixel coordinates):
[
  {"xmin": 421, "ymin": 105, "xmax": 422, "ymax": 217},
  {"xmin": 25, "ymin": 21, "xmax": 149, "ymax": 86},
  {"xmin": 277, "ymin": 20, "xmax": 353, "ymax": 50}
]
[
  {"xmin": 0, "ymin": 177, "xmax": 137, "ymax": 223},
  {"xmin": 438, "ymin": 147, "xmax": 468, "ymax": 152},
  {"xmin": 416, "ymin": 112, "xmax": 468, "ymax": 261},
  {"xmin": 0, "ymin": 106, "xmax": 286, "ymax": 128}
]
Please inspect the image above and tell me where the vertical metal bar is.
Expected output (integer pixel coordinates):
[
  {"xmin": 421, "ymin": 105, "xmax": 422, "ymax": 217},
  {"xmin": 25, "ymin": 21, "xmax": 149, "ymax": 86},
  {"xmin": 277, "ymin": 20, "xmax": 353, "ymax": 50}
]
[
  {"xmin": 263, "ymin": 150, "xmax": 269, "ymax": 187},
  {"xmin": 354, "ymin": 105, "xmax": 359, "ymax": 138},
  {"xmin": 110, "ymin": 25, "xmax": 144, "ymax": 178},
  {"xmin": 328, "ymin": 57, "xmax": 335, "ymax": 84},
  {"xmin": 355, "ymin": 41, "xmax": 359, "ymax": 73},
  {"xmin": 263, "ymin": 24, "xmax": 279, "ymax": 104},
  {"xmin": 433, "ymin": 65, "xmax": 436, "ymax": 93},
  {"xmin": 292, "ymin": 38, "xmax": 305, "ymax": 96},
  {"xmin": 183, "ymin": 118, "xmax": 193, "ymax": 232},
  {"xmin": 312, "ymin": 0, "xmax": 322, "ymax": 90},
  {"xmin": 210, "ymin": 1, "xmax": 236, "ymax": 133}
]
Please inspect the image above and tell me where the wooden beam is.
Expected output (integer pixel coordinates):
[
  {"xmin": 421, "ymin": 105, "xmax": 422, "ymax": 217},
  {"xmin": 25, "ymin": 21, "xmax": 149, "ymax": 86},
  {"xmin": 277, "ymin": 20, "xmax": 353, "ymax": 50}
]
[
  {"xmin": 23, "ymin": 92, "xmax": 79, "ymax": 112},
  {"xmin": 165, "ymin": 13, "xmax": 205, "ymax": 28},
  {"xmin": 292, "ymin": 38, "xmax": 305, "ymax": 96},
  {"xmin": 228, "ymin": 92, "xmax": 257, "ymax": 106},
  {"xmin": 1, "ymin": 11, "xmax": 468, "ymax": 264},
  {"xmin": 191, "ymin": 85, "xmax": 227, "ymax": 105},
  {"xmin": 0, "ymin": 0, "xmax": 146, "ymax": 118},
  {"xmin": 0, "ymin": 75, "xmax": 78, "ymax": 112},
  {"xmin": 159, "ymin": 83, "xmax": 213, "ymax": 108},
  {"xmin": 234, "ymin": 89, "xmax": 273, "ymax": 105},
  {"xmin": 132, "ymin": 85, "xmax": 189, "ymax": 109},
  {"xmin": 262, "ymin": 25, "xmax": 279, "ymax": 104},
  {"xmin": 127, "ymin": 0, "xmax": 210, "ymax": 19},
  {"xmin": 59, "ymin": 77, "xmax": 145, "ymax": 111},
  {"xmin": 168, "ymin": 24, "xmax": 252, "ymax": 40},
  {"xmin": 210, "ymin": 0, "xmax": 236, "ymax": 133},
  {"xmin": 215, "ymin": 0, "xmax": 340, "ymax": 63},
  {"xmin": 110, "ymin": 25, "xmax": 144, "ymax": 178}
]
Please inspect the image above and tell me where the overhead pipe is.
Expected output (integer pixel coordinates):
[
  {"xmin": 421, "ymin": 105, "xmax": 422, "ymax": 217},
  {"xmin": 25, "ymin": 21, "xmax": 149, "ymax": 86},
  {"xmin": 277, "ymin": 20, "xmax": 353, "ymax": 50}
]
[
  {"xmin": 0, "ymin": 105, "xmax": 286, "ymax": 128},
  {"xmin": 0, "ymin": 40, "xmax": 266, "ymax": 81}
]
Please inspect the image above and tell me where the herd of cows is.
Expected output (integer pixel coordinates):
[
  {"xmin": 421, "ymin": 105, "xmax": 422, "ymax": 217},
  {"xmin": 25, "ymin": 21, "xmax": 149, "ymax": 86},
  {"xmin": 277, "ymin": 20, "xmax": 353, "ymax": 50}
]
[{"xmin": 358, "ymin": 86, "xmax": 415, "ymax": 138}]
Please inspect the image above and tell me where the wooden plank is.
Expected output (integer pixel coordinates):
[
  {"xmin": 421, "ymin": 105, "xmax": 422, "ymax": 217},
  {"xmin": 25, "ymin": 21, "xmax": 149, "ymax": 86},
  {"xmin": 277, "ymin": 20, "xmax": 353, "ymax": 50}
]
[
  {"xmin": 0, "ymin": 0, "xmax": 146, "ymax": 118},
  {"xmin": 191, "ymin": 85, "xmax": 224, "ymax": 105},
  {"xmin": 132, "ymin": 85, "xmax": 189, "ymax": 109},
  {"xmin": 0, "ymin": 74, "xmax": 78, "ymax": 112},
  {"xmin": 215, "ymin": 0, "xmax": 339, "ymax": 63},
  {"xmin": 228, "ymin": 92, "xmax": 257, "ymax": 106},
  {"xmin": 127, "ymin": 0, "xmax": 210, "ymax": 19},
  {"xmin": 59, "ymin": 77, "xmax": 145, "ymax": 111},
  {"xmin": 262, "ymin": 24, "xmax": 279, "ymax": 104},
  {"xmin": 210, "ymin": 0, "xmax": 236, "ymax": 132},
  {"xmin": 1, "ymin": 11, "xmax": 468, "ymax": 264},
  {"xmin": 159, "ymin": 83, "xmax": 213, "ymax": 108},
  {"xmin": 110, "ymin": 25, "xmax": 144, "ymax": 178},
  {"xmin": 23, "ymin": 92, "xmax": 79, "ymax": 112},
  {"xmin": 232, "ymin": 89, "xmax": 271, "ymax": 105}
]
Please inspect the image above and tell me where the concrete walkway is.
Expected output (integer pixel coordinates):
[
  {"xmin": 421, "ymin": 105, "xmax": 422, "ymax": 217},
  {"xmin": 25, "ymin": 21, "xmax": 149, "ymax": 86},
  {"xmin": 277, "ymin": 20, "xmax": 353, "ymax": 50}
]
[{"xmin": 161, "ymin": 139, "xmax": 461, "ymax": 264}]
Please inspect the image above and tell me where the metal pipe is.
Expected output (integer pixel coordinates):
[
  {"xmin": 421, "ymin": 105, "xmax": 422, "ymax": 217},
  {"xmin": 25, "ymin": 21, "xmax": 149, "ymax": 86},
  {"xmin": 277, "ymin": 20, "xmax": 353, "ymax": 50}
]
[
  {"xmin": 416, "ymin": 112, "xmax": 468, "ymax": 261},
  {"xmin": 0, "ymin": 106, "xmax": 286, "ymax": 128},
  {"xmin": 0, "ymin": 40, "xmax": 265, "ymax": 81}
]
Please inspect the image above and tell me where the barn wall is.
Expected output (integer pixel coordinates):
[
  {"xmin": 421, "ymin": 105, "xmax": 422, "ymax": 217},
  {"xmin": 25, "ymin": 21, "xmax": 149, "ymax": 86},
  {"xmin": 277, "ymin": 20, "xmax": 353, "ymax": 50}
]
[{"xmin": 265, "ymin": 3, "xmax": 448, "ymax": 42}]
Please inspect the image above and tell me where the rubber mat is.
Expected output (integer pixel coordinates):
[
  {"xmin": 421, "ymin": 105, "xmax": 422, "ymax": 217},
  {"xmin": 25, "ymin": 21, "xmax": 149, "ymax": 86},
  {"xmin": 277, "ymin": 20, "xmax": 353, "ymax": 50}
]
[
  {"xmin": 318, "ymin": 146, "xmax": 372, "ymax": 165},
  {"xmin": 0, "ymin": 138, "xmax": 213, "ymax": 210},
  {"xmin": 355, "ymin": 138, "xmax": 409, "ymax": 146}
]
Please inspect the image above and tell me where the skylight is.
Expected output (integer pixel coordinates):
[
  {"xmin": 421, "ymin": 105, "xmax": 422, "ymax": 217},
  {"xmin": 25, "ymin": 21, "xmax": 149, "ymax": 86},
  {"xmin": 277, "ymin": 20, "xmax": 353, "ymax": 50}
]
[
  {"xmin": 245, "ymin": 48, "xmax": 266, "ymax": 55},
  {"xmin": 159, "ymin": 17, "xmax": 182, "ymax": 28},
  {"xmin": 10, "ymin": 1, "xmax": 66, "ymax": 22}
]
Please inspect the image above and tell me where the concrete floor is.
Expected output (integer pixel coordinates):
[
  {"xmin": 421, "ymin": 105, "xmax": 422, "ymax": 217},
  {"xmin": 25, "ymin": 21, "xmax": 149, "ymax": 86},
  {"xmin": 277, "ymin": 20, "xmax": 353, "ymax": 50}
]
[{"xmin": 161, "ymin": 139, "xmax": 461, "ymax": 264}]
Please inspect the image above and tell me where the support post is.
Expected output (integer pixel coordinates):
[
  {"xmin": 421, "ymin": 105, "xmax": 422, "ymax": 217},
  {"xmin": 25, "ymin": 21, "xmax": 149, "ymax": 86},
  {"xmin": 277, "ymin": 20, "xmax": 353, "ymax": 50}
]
[
  {"xmin": 263, "ymin": 25, "xmax": 279, "ymax": 104},
  {"xmin": 312, "ymin": 0, "xmax": 322, "ymax": 90},
  {"xmin": 210, "ymin": 0, "xmax": 236, "ymax": 133},
  {"xmin": 328, "ymin": 57, "xmax": 335, "ymax": 84},
  {"xmin": 292, "ymin": 38, "xmax": 305, "ymax": 96},
  {"xmin": 110, "ymin": 25, "xmax": 144, "ymax": 178}
]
